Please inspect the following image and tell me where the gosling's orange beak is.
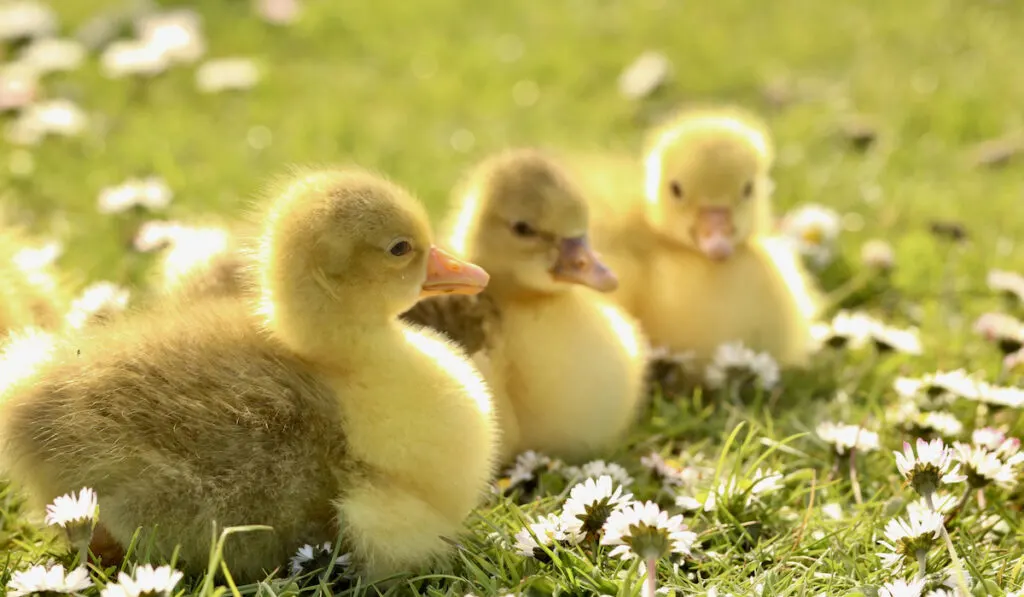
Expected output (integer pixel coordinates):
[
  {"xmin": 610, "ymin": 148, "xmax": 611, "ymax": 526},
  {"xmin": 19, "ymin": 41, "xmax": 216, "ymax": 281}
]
[
  {"xmin": 550, "ymin": 236, "xmax": 619, "ymax": 292},
  {"xmin": 693, "ymin": 207, "xmax": 735, "ymax": 261},
  {"xmin": 421, "ymin": 245, "xmax": 490, "ymax": 298}
]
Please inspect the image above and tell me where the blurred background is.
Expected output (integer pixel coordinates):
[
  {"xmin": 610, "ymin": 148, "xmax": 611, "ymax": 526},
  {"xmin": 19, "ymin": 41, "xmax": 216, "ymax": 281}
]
[{"xmin": 1, "ymin": 0, "xmax": 1023, "ymax": 300}]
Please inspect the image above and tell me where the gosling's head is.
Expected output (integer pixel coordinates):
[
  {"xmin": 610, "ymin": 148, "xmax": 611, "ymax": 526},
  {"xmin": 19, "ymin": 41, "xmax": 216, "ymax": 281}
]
[
  {"xmin": 448, "ymin": 149, "xmax": 617, "ymax": 297},
  {"xmin": 259, "ymin": 168, "xmax": 489, "ymax": 327},
  {"xmin": 643, "ymin": 110, "xmax": 774, "ymax": 261}
]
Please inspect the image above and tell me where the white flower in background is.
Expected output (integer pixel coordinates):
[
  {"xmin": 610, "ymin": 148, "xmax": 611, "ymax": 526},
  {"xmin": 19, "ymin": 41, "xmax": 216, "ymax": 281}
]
[
  {"xmin": 7, "ymin": 564, "xmax": 92, "ymax": 597},
  {"xmin": 133, "ymin": 220, "xmax": 187, "ymax": 252},
  {"xmin": 898, "ymin": 369, "xmax": 987, "ymax": 402},
  {"xmin": 601, "ymin": 500, "xmax": 697, "ymax": 560},
  {"xmin": 861, "ymin": 238, "xmax": 895, "ymax": 270},
  {"xmin": 916, "ymin": 411, "xmax": 964, "ymax": 438},
  {"xmin": 514, "ymin": 514, "xmax": 572, "ymax": 559},
  {"xmin": 7, "ymin": 99, "xmax": 88, "ymax": 145},
  {"xmin": 560, "ymin": 475, "xmax": 632, "ymax": 540},
  {"xmin": 136, "ymin": 9, "xmax": 205, "ymax": 64},
  {"xmin": 780, "ymin": 204, "xmax": 841, "ymax": 269},
  {"xmin": 640, "ymin": 451, "xmax": 708, "ymax": 488},
  {"xmin": 815, "ymin": 421, "xmax": 880, "ymax": 454},
  {"xmin": 703, "ymin": 468, "xmax": 784, "ymax": 512},
  {"xmin": 973, "ymin": 312, "xmax": 1024, "ymax": 353},
  {"xmin": 674, "ymin": 495, "xmax": 702, "ymax": 510},
  {"xmin": 704, "ymin": 341, "xmax": 780, "ymax": 390},
  {"xmin": 99, "ymin": 564, "xmax": 184, "ymax": 597},
  {"xmin": 504, "ymin": 450, "xmax": 560, "ymax": 489},
  {"xmin": 821, "ymin": 502, "xmax": 844, "ymax": 520},
  {"xmin": 0, "ymin": 62, "xmax": 39, "ymax": 111},
  {"xmin": 66, "ymin": 282, "xmax": 130, "ymax": 330},
  {"xmin": 870, "ymin": 322, "xmax": 922, "ymax": 354},
  {"xmin": 1005, "ymin": 348, "xmax": 1024, "ymax": 373},
  {"xmin": 812, "ymin": 311, "xmax": 875, "ymax": 350},
  {"xmin": 158, "ymin": 226, "xmax": 232, "ymax": 290},
  {"xmin": 97, "ymin": 177, "xmax": 173, "ymax": 214},
  {"xmin": 0, "ymin": 1, "xmax": 58, "ymax": 42},
  {"xmin": 255, "ymin": 0, "xmax": 303, "ymax": 25},
  {"xmin": 906, "ymin": 492, "xmax": 957, "ymax": 521},
  {"xmin": 101, "ymin": 40, "xmax": 170, "ymax": 78},
  {"xmin": 971, "ymin": 428, "xmax": 1023, "ymax": 463},
  {"xmin": 563, "ymin": 460, "xmax": 634, "ymax": 487},
  {"xmin": 45, "ymin": 487, "xmax": 97, "ymax": 529},
  {"xmin": 878, "ymin": 578, "xmax": 926, "ymax": 597},
  {"xmin": 618, "ymin": 51, "xmax": 671, "ymax": 100},
  {"xmin": 951, "ymin": 442, "xmax": 1017, "ymax": 489},
  {"xmin": 196, "ymin": 58, "xmax": 260, "ymax": 93},
  {"xmin": 13, "ymin": 240, "xmax": 62, "ymax": 271},
  {"xmin": 894, "ymin": 438, "xmax": 966, "ymax": 496},
  {"xmin": 987, "ymin": 269, "xmax": 1024, "ymax": 303},
  {"xmin": 19, "ymin": 38, "xmax": 86, "ymax": 74}
]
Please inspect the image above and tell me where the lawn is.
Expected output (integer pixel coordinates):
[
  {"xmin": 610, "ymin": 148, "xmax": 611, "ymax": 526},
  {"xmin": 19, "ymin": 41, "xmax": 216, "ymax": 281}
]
[{"xmin": 2, "ymin": 0, "xmax": 1024, "ymax": 595}]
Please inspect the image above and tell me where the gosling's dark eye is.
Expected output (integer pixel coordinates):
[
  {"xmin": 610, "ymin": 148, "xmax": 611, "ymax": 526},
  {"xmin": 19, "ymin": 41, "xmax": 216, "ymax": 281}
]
[
  {"xmin": 389, "ymin": 240, "xmax": 413, "ymax": 256},
  {"xmin": 511, "ymin": 221, "xmax": 537, "ymax": 238},
  {"xmin": 669, "ymin": 181, "xmax": 683, "ymax": 199},
  {"xmin": 742, "ymin": 181, "xmax": 754, "ymax": 199}
]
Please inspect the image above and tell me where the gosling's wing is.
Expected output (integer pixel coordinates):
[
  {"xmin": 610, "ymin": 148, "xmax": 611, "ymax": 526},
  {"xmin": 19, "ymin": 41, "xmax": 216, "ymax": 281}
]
[{"xmin": 399, "ymin": 292, "xmax": 499, "ymax": 356}]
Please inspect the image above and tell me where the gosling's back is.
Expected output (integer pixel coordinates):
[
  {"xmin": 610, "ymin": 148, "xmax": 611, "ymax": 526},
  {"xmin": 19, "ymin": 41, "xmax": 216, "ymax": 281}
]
[{"xmin": 0, "ymin": 299, "xmax": 349, "ymax": 578}]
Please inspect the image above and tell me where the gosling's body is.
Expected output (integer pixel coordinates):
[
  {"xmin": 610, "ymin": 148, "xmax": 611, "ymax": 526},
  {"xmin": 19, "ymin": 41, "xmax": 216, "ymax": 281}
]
[
  {"xmin": 581, "ymin": 109, "xmax": 820, "ymax": 368},
  {"xmin": 403, "ymin": 149, "xmax": 648, "ymax": 463},
  {"xmin": 0, "ymin": 169, "xmax": 497, "ymax": 582}
]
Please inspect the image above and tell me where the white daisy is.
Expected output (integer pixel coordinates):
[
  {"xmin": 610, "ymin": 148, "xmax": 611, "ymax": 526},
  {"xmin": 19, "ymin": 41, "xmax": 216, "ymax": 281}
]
[
  {"xmin": 560, "ymin": 475, "xmax": 632, "ymax": 540},
  {"xmin": 906, "ymin": 492, "xmax": 957, "ymax": 522},
  {"xmin": 0, "ymin": 1, "xmax": 57, "ymax": 42},
  {"xmin": 9, "ymin": 99, "xmax": 88, "ymax": 144},
  {"xmin": 878, "ymin": 508, "xmax": 944, "ymax": 564},
  {"xmin": 1005, "ymin": 348, "xmax": 1024, "ymax": 373},
  {"xmin": 971, "ymin": 428, "xmax": 1022, "ymax": 462},
  {"xmin": 987, "ymin": 269, "xmax": 1024, "ymax": 303},
  {"xmin": 19, "ymin": 38, "xmax": 86, "ymax": 75},
  {"xmin": 133, "ymin": 220, "xmax": 187, "ymax": 252},
  {"xmin": 871, "ymin": 322, "xmax": 923, "ymax": 355},
  {"xmin": 780, "ymin": 204, "xmax": 841, "ymax": 269},
  {"xmin": 136, "ymin": 9, "xmax": 205, "ymax": 64},
  {"xmin": 703, "ymin": 468, "xmax": 784, "ymax": 512},
  {"xmin": 289, "ymin": 542, "xmax": 331, "ymax": 574},
  {"xmin": 504, "ymin": 450, "xmax": 559, "ymax": 489},
  {"xmin": 861, "ymin": 239, "xmax": 895, "ymax": 271},
  {"xmin": 158, "ymin": 226, "xmax": 232, "ymax": 291},
  {"xmin": 97, "ymin": 177, "xmax": 173, "ymax": 214},
  {"xmin": 195, "ymin": 58, "xmax": 260, "ymax": 93},
  {"xmin": 65, "ymin": 282, "xmax": 130, "ymax": 330},
  {"xmin": 815, "ymin": 421, "xmax": 880, "ymax": 454},
  {"xmin": 45, "ymin": 487, "xmax": 97, "ymax": 529},
  {"xmin": 812, "ymin": 310, "xmax": 879, "ymax": 350},
  {"xmin": 894, "ymin": 438, "xmax": 966, "ymax": 496},
  {"xmin": 13, "ymin": 240, "xmax": 62, "ymax": 271},
  {"xmin": 255, "ymin": 0, "xmax": 302, "ymax": 25},
  {"xmin": 951, "ymin": 442, "xmax": 1017, "ymax": 489},
  {"xmin": 901, "ymin": 370, "xmax": 988, "ymax": 402},
  {"xmin": 0, "ymin": 62, "xmax": 39, "ymax": 112},
  {"xmin": 7, "ymin": 564, "xmax": 92, "ymax": 597},
  {"xmin": 600, "ymin": 500, "xmax": 697, "ymax": 560},
  {"xmin": 617, "ymin": 51, "xmax": 671, "ymax": 100},
  {"xmin": 878, "ymin": 578, "xmax": 926, "ymax": 597},
  {"xmin": 704, "ymin": 341, "xmax": 780, "ymax": 390},
  {"xmin": 563, "ymin": 460, "xmax": 634, "ymax": 487},
  {"xmin": 916, "ymin": 411, "xmax": 964, "ymax": 438},
  {"xmin": 514, "ymin": 513, "xmax": 572, "ymax": 559},
  {"xmin": 100, "ymin": 564, "xmax": 183, "ymax": 597},
  {"xmin": 100, "ymin": 40, "xmax": 169, "ymax": 78},
  {"xmin": 973, "ymin": 312, "xmax": 1024, "ymax": 353}
]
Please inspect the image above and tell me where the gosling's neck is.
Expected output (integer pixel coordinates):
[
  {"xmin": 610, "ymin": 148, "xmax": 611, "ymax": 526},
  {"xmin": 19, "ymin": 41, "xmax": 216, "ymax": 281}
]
[{"xmin": 257, "ymin": 282, "xmax": 402, "ymax": 368}]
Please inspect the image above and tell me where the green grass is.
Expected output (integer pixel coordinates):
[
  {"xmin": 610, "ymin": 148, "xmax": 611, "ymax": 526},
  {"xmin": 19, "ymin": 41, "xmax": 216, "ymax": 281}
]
[{"xmin": 3, "ymin": 0, "xmax": 1024, "ymax": 595}]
